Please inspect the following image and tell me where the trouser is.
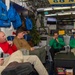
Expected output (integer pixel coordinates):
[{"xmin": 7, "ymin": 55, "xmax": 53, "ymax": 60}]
[
  {"xmin": 49, "ymin": 48, "xmax": 64, "ymax": 61},
  {"xmin": 71, "ymin": 48, "xmax": 75, "ymax": 55},
  {"xmin": 29, "ymin": 48, "xmax": 46, "ymax": 63},
  {"xmin": 0, "ymin": 50, "xmax": 48, "ymax": 75},
  {"xmin": 49, "ymin": 48, "xmax": 64, "ymax": 74},
  {"xmin": 49, "ymin": 48, "xmax": 59, "ymax": 61}
]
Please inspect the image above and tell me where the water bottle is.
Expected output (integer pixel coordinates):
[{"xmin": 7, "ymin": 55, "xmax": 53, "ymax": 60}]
[{"xmin": 67, "ymin": 45, "xmax": 70, "ymax": 53}]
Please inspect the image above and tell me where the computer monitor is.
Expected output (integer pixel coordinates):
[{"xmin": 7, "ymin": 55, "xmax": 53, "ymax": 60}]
[{"xmin": 47, "ymin": 17, "xmax": 57, "ymax": 24}]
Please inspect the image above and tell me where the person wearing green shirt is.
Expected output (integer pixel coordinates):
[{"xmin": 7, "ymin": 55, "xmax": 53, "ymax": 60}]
[
  {"xmin": 69, "ymin": 33, "xmax": 75, "ymax": 55},
  {"xmin": 69, "ymin": 33, "xmax": 75, "ymax": 49},
  {"xmin": 49, "ymin": 31, "xmax": 65, "ymax": 60}
]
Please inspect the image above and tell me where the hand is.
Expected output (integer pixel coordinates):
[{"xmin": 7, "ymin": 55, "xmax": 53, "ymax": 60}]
[
  {"xmin": 53, "ymin": 37, "xmax": 56, "ymax": 39},
  {"xmin": 7, "ymin": 41, "xmax": 13, "ymax": 46},
  {"xmin": 0, "ymin": 58, "xmax": 4, "ymax": 65},
  {"xmin": 30, "ymin": 47, "xmax": 35, "ymax": 51},
  {"xmin": 56, "ymin": 39, "xmax": 59, "ymax": 43}
]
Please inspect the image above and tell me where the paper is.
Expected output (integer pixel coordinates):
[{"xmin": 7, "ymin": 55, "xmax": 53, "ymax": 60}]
[
  {"xmin": 0, "ymin": 47, "xmax": 3, "ymax": 53},
  {"xmin": 59, "ymin": 30, "xmax": 65, "ymax": 35}
]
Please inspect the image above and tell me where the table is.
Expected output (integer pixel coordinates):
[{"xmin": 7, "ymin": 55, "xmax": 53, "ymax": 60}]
[{"xmin": 54, "ymin": 52, "xmax": 75, "ymax": 75}]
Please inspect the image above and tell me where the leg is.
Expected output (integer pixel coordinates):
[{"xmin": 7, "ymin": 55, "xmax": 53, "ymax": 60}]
[
  {"xmin": 3, "ymin": 57, "xmax": 10, "ymax": 66},
  {"xmin": 71, "ymin": 48, "xmax": 75, "ymax": 55},
  {"xmin": 49, "ymin": 48, "xmax": 60, "ymax": 61},
  {"xmin": 29, "ymin": 50, "xmax": 40, "ymax": 58},
  {"xmin": 49, "ymin": 48, "xmax": 55, "ymax": 61},
  {"xmin": 23, "ymin": 55, "xmax": 48, "ymax": 75},
  {"xmin": 0, "ymin": 66, "xmax": 6, "ymax": 75},
  {"xmin": 29, "ymin": 47, "xmax": 46, "ymax": 63},
  {"xmin": 5, "ymin": 50, "xmax": 24, "ymax": 66},
  {"xmin": 49, "ymin": 48, "xmax": 56, "ymax": 75},
  {"xmin": 40, "ymin": 48, "xmax": 46, "ymax": 63},
  {"xmin": 0, "ymin": 57, "xmax": 10, "ymax": 74}
]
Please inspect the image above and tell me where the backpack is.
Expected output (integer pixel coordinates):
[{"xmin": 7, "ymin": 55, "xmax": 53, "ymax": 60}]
[
  {"xmin": 0, "ymin": 19, "xmax": 11, "ymax": 27},
  {"xmin": 1, "ymin": 62, "xmax": 38, "ymax": 75},
  {"xmin": 0, "ymin": 0, "xmax": 8, "ymax": 20},
  {"xmin": 0, "ymin": 1, "xmax": 21, "ymax": 28},
  {"xmin": 12, "ymin": 12, "xmax": 22, "ymax": 29},
  {"xmin": 8, "ymin": 4, "xmax": 22, "ymax": 29},
  {"xmin": 0, "ymin": 0, "xmax": 11, "ymax": 27},
  {"xmin": 8, "ymin": 5, "xmax": 16, "ymax": 21},
  {"xmin": 25, "ymin": 17, "xmax": 33, "ymax": 30}
]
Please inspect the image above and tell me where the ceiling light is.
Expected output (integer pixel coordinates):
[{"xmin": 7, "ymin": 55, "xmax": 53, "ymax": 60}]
[
  {"xmin": 45, "ymin": 14, "xmax": 57, "ymax": 16},
  {"xmin": 58, "ymin": 12, "xmax": 71, "ymax": 15},
  {"xmin": 37, "ymin": 8, "xmax": 44, "ymax": 11},
  {"xmin": 45, "ymin": 11, "xmax": 73, "ymax": 16},
  {"xmin": 72, "ymin": 11, "xmax": 75, "ymax": 14},
  {"xmin": 20, "ymin": 0, "xmax": 27, "ymax": 2},
  {"xmin": 72, "ymin": 6, "xmax": 75, "ymax": 8},
  {"xmin": 37, "ymin": 7, "xmax": 53, "ymax": 11},
  {"xmin": 44, "ymin": 7, "xmax": 53, "ymax": 11},
  {"xmin": 53, "ymin": 7, "xmax": 71, "ymax": 10}
]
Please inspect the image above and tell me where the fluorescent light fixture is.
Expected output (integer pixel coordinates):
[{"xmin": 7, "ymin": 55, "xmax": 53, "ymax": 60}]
[
  {"xmin": 20, "ymin": 0, "xmax": 27, "ymax": 1},
  {"xmin": 44, "ymin": 7, "xmax": 53, "ymax": 11},
  {"xmin": 45, "ymin": 14, "xmax": 57, "ymax": 16},
  {"xmin": 37, "ymin": 8, "xmax": 44, "ymax": 11},
  {"xmin": 37, "ymin": 7, "xmax": 53, "ymax": 11},
  {"xmin": 53, "ymin": 7, "xmax": 71, "ymax": 10},
  {"xmin": 45, "ymin": 11, "xmax": 73, "ymax": 16},
  {"xmin": 58, "ymin": 12, "xmax": 71, "ymax": 15},
  {"xmin": 72, "ymin": 11, "xmax": 75, "ymax": 14},
  {"xmin": 72, "ymin": 6, "xmax": 75, "ymax": 8}
]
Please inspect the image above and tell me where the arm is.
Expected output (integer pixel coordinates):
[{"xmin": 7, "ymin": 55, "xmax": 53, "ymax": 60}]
[
  {"xmin": 7, "ymin": 41, "xmax": 17, "ymax": 52},
  {"xmin": 69, "ymin": 39, "xmax": 75, "ymax": 48},
  {"xmin": 0, "ymin": 42, "xmax": 17, "ymax": 55},
  {"xmin": 6, "ymin": 44, "xmax": 17, "ymax": 55},
  {"xmin": 13, "ymin": 39, "xmax": 23, "ymax": 50},
  {"xmin": 49, "ymin": 38, "xmax": 55, "ymax": 47},
  {"xmin": 58, "ymin": 38, "xmax": 65, "ymax": 46},
  {"xmin": 21, "ymin": 39, "xmax": 32, "ymax": 50},
  {"xmin": 13, "ymin": 38, "xmax": 32, "ymax": 50},
  {"xmin": 11, "ymin": 44, "xmax": 17, "ymax": 52}
]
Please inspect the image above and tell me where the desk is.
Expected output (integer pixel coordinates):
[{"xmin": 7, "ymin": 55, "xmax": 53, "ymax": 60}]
[{"xmin": 54, "ymin": 52, "xmax": 75, "ymax": 75}]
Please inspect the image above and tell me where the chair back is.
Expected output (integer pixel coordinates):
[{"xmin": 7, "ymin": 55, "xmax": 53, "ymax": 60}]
[{"xmin": 7, "ymin": 36, "xmax": 14, "ymax": 41}]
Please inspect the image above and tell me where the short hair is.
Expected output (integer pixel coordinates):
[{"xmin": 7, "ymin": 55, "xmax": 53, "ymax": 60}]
[
  {"xmin": 73, "ymin": 32, "xmax": 75, "ymax": 34},
  {"xmin": 53, "ymin": 31, "xmax": 58, "ymax": 35},
  {"xmin": 16, "ymin": 27, "xmax": 27, "ymax": 36}
]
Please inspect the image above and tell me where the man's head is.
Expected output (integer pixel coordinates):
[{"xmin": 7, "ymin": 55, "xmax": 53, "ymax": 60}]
[
  {"xmin": 53, "ymin": 31, "xmax": 58, "ymax": 39},
  {"xmin": 0, "ymin": 31, "xmax": 6, "ymax": 43},
  {"xmin": 16, "ymin": 27, "xmax": 27, "ymax": 39}
]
